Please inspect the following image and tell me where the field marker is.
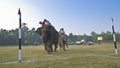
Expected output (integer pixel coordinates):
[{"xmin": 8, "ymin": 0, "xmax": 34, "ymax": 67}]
[
  {"xmin": 18, "ymin": 8, "xmax": 22, "ymax": 62},
  {"xmin": 111, "ymin": 18, "xmax": 118, "ymax": 54}
]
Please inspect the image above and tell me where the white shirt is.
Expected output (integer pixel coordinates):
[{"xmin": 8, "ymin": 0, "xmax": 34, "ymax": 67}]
[
  {"xmin": 60, "ymin": 30, "xmax": 65, "ymax": 34},
  {"xmin": 45, "ymin": 20, "xmax": 51, "ymax": 25}
]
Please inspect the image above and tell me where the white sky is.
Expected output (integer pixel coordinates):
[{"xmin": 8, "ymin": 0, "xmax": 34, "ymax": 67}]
[
  {"xmin": 0, "ymin": 1, "xmax": 17, "ymax": 29},
  {"xmin": 0, "ymin": 0, "xmax": 40, "ymax": 30}
]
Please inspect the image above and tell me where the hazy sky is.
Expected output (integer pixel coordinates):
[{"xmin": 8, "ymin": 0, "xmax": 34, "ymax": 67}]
[{"xmin": 0, "ymin": 0, "xmax": 120, "ymax": 35}]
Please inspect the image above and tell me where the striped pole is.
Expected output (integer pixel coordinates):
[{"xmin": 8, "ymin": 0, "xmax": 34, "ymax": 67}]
[
  {"xmin": 18, "ymin": 8, "xmax": 22, "ymax": 62},
  {"xmin": 111, "ymin": 18, "xmax": 118, "ymax": 54}
]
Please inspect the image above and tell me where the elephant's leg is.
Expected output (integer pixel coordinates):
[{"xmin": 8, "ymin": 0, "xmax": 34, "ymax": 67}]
[
  {"xmin": 47, "ymin": 42, "xmax": 53, "ymax": 52},
  {"xmin": 63, "ymin": 42, "xmax": 67, "ymax": 51},
  {"xmin": 50, "ymin": 44, "xmax": 53, "ymax": 52},
  {"xmin": 54, "ymin": 43, "xmax": 58, "ymax": 52},
  {"xmin": 59, "ymin": 44, "xmax": 62, "ymax": 50},
  {"xmin": 46, "ymin": 43, "xmax": 51, "ymax": 53},
  {"xmin": 44, "ymin": 43, "xmax": 47, "ymax": 51},
  {"xmin": 66, "ymin": 41, "xmax": 68, "ymax": 48}
]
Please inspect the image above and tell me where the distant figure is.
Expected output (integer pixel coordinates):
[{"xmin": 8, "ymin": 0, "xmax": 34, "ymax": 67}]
[
  {"xmin": 59, "ymin": 28, "xmax": 65, "ymax": 35},
  {"xmin": 39, "ymin": 19, "xmax": 51, "ymax": 26}
]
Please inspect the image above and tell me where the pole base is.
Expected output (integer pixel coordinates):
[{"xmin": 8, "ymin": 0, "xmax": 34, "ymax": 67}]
[
  {"xmin": 115, "ymin": 49, "xmax": 118, "ymax": 54},
  {"xmin": 18, "ymin": 49, "xmax": 22, "ymax": 62}
]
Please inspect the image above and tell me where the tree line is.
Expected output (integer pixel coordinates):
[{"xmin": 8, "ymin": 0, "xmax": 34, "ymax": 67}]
[
  {"xmin": 68, "ymin": 31, "xmax": 120, "ymax": 44},
  {"xmin": 0, "ymin": 23, "xmax": 41, "ymax": 46},
  {"xmin": 0, "ymin": 24, "xmax": 120, "ymax": 46}
]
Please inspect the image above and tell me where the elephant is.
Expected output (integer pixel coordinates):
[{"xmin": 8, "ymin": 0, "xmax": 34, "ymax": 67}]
[
  {"xmin": 36, "ymin": 25, "xmax": 59, "ymax": 53},
  {"xmin": 58, "ymin": 33, "xmax": 68, "ymax": 51}
]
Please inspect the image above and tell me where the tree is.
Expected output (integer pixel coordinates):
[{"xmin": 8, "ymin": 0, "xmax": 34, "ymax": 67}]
[{"xmin": 91, "ymin": 31, "xmax": 97, "ymax": 36}]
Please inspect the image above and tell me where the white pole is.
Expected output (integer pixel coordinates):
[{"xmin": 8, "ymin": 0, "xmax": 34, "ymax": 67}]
[
  {"xmin": 18, "ymin": 8, "xmax": 22, "ymax": 62},
  {"xmin": 111, "ymin": 18, "xmax": 118, "ymax": 54}
]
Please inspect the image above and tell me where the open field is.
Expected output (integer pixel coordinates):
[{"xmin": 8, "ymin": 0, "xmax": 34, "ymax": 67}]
[{"xmin": 0, "ymin": 43, "xmax": 120, "ymax": 68}]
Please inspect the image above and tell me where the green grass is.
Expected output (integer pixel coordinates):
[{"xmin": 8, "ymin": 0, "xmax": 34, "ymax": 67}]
[{"xmin": 0, "ymin": 43, "xmax": 120, "ymax": 68}]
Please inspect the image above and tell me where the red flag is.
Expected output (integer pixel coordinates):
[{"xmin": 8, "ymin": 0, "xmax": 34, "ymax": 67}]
[{"xmin": 18, "ymin": 8, "xmax": 21, "ymax": 15}]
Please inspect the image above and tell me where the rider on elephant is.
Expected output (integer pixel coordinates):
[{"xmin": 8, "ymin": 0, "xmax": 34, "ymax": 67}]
[
  {"xmin": 39, "ymin": 19, "xmax": 51, "ymax": 26},
  {"xmin": 39, "ymin": 19, "xmax": 54, "ymax": 30},
  {"xmin": 59, "ymin": 28, "xmax": 65, "ymax": 35}
]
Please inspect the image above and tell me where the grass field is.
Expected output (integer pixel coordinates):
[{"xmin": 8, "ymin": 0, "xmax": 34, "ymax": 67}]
[{"xmin": 0, "ymin": 43, "xmax": 120, "ymax": 68}]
